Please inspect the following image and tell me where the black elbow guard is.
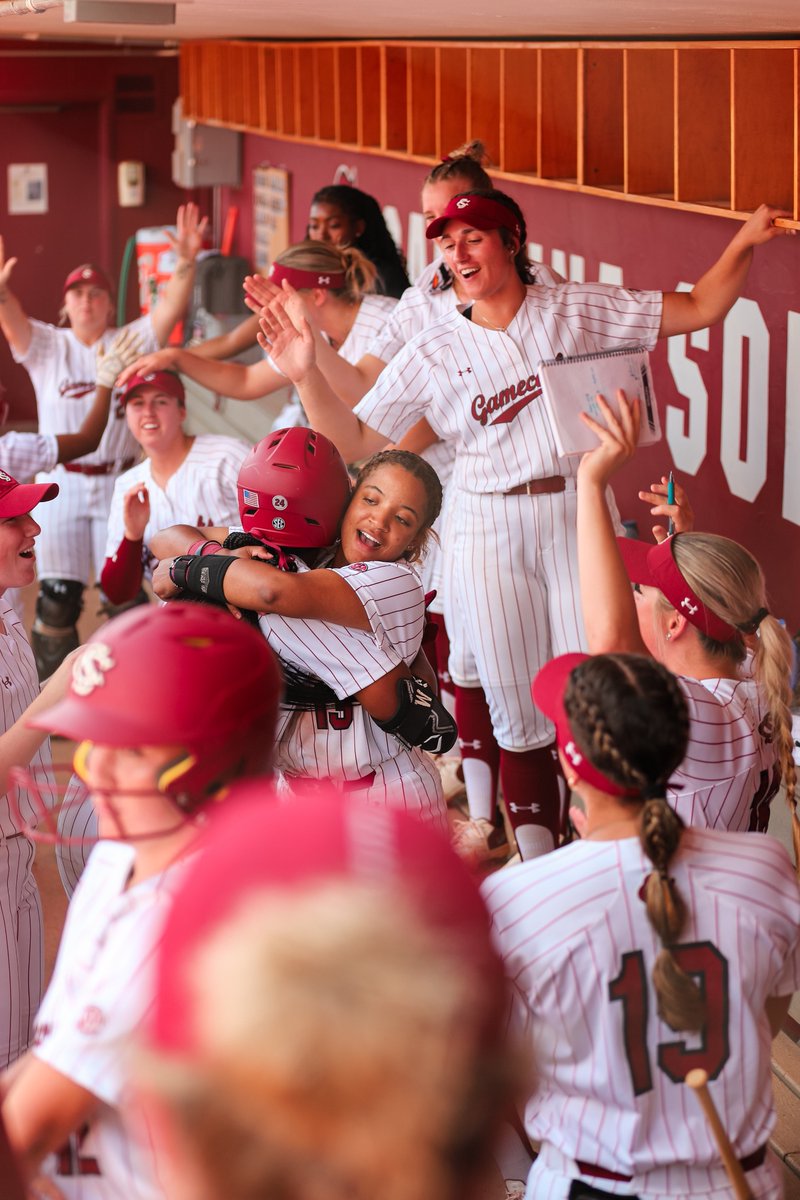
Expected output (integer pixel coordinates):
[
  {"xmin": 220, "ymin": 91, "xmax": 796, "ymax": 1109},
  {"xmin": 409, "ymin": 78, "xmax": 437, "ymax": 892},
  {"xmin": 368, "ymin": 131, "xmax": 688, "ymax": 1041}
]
[{"xmin": 373, "ymin": 676, "xmax": 458, "ymax": 755}]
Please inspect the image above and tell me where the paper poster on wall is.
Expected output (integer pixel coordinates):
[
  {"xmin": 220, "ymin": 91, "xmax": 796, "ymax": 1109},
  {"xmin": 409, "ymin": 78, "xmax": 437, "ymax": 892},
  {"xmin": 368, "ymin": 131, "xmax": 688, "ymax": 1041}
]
[
  {"xmin": 8, "ymin": 164, "xmax": 49, "ymax": 214},
  {"xmin": 253, "ymin": 166, "xmax": 290, "ymax": 274}
]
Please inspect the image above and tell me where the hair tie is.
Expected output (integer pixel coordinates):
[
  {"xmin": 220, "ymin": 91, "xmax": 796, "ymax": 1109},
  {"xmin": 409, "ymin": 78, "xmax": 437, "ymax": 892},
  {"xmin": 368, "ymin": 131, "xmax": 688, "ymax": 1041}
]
[
  {"xmin": 736, "ymin": 606, "xmax": 769, "ymax": 636},
  {"xmin": 440, "ymin": 154, "xmax": 453, "ymax": 163}
]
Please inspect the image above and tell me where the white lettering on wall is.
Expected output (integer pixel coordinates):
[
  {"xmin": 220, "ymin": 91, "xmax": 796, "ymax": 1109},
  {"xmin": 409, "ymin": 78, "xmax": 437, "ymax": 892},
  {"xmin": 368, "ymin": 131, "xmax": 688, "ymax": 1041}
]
[
  {"xmin": 666, "ymin": 282, "xmax": 709, "ymax": 475},
  {"xmin": 406, "ymin": 211, "xmax": 429, "ymax": 281},
  {"xmin": 598, "ymin": 262, "xmax": 623, "ymax": 284},
  {"xmin": 782, "ymin": 310, "xmax": 800, "ymax": 526},
  {"xmin": 719, "ymin": 298, "xmax": 769, "ymax": 502}
]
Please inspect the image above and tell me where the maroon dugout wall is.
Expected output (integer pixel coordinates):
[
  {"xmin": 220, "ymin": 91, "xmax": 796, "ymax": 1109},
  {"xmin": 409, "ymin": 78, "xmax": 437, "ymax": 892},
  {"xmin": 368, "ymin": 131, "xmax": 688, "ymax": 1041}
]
[{"xmin": 219, "ymin": 134, "xmax": 800, "ymax": 627}]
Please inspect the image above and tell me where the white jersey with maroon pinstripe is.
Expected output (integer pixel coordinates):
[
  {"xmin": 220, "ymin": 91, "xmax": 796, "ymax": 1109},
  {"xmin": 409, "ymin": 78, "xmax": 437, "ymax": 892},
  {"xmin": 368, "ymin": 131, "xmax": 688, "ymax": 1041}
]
[
  {"xmin": 0, "ymin": 430, "xmax": 58, "ymax": 479},
  {"xmin": 669, "ymin": 674, "xmax": 779, "ymax": 833},
  {"xmin": 55, "ymin": 774, "xmax": 95, "ymax": 898},
  {"xmin": 364, "ymin": 261, "xmax": 563, "ymax": 614},
  {"xmin": 104, "ymin": 433, "xmax": 249, "ymax": 581},
  {"xmin": 33, "ymin": 840, "xmax": 192, "ymax": 1199},
  {"xmin": 270, "ymin": 293, "xmax": 398, "ymax": 429},
  {"xmin": 0, "ymin": 594, "xmax": 50, "ymax": 1066},
  {"xmin": 354, "ymin": 283, "xmax": 661, "ymax": 749},
  {"xmin": 355, "ymin": 283, "xmax": 662, "ymax": 492},
  {"xmin": 261, "ymin": 557, "xmax": 445, "ymax": 827},
  {"xmin": 483, "ymin": 828, "xmax": 800, "ymax": 1199},
  {"xmin": 12, "ymin": 315, "xmax": 158, "ymax": 584}
]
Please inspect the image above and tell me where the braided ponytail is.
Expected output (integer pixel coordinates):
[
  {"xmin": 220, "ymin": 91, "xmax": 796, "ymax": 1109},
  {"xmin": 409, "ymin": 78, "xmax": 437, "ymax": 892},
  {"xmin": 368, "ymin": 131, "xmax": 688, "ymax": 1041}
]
[
  {"xmin": 564, "ymin": 655, "xmax": 705, "ymax": 1030},
  {"xmin": 640, "ymin": 800, "xmax": 706, "ymax": 1032}
]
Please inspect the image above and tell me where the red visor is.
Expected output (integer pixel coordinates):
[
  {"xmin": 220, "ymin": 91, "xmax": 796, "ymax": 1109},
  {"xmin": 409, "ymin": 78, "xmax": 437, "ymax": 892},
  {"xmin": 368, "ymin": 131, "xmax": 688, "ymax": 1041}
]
[
  {"xmin": 268, "ymin": 262, "xmax": 345, "ymax": 290},
  {"xmin": 63, "ymin": 264, "xmax": 113, "ymax": 296},
  {"xmin": 426, "ymin": 194, "xmax": 522, "ymax": 241},
  {"xmin": 149, "ymin": 783, "xmax": 504, "ymax": 1056},
  {"xmin": 121, "ymin": 370, "xmax": 185, "ymax": 406},
  {"xmin": 617, "ymin": 535, "xmax": 738, "ymax": 643},
  {"xmin": 0, "ymin": 470, "xmax": 58, "ymax": 519},
  {"xmin": 532, "ymin": 653, "xmax": 640, "ymax": 798}
]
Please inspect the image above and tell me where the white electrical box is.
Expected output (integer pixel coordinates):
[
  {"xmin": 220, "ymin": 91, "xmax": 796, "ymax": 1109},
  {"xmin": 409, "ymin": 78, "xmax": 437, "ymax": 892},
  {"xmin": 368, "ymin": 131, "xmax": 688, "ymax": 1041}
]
[
  {"xmin": 171, "ymin": 99, "xmax": 241, "ymax": 189},
  {"xmin": 118, "ymin": 160, "xmax": 145, "ymax": 207}
]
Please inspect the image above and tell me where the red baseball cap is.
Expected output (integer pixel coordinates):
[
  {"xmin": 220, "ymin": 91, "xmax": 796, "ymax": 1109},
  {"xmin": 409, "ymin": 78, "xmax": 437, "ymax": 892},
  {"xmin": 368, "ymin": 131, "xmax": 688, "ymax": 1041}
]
[
  {"xmin": 426, "ymin": 194, "xmax": 522, "ymax": 241},
  {"xmin": 121, "ymin": 370, "xmax": 186, "ymax": 406},
  {"xmin": 149, "ymin": 783, "xmax": 505, "ymax": 1056},
  {"xmin": 0, "ymin": 470, "xmax": 58, "ymax": 520},
  {"xmin": 63, "ymin": 264, "xmax": 113, "ymax": 297},
  {"xmin": 532, "ymin": 653, "xmax": 639, "ymax": 797},
  {"xmin": 617, "ymin": 534, "xmax": 738, "ymax": 643}
]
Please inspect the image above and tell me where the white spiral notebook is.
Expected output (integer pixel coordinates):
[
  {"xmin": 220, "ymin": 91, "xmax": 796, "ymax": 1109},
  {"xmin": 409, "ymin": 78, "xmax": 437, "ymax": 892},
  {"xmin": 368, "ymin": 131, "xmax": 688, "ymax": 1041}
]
[{"xmin": 537, "ymin": 346, "xmax": 661, "ymax": 456}]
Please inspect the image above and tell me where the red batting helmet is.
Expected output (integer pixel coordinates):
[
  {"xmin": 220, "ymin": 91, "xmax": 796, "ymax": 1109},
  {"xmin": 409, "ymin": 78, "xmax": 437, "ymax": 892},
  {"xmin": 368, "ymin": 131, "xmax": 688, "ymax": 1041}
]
[
  {"xmin": 237, "ymin": 427, "xmax": 351, "ymax": 548},
  {"xmin": 28, "ymin": 604, "xmax": 282, "ymax": 811}
]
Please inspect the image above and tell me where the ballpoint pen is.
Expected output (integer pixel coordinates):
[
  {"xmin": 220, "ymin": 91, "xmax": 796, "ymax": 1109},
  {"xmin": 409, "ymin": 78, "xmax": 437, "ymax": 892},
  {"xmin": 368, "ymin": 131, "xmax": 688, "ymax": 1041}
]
[{"xmin": 667, "ymin": 470, "xmax": 675, "ymax": 536}]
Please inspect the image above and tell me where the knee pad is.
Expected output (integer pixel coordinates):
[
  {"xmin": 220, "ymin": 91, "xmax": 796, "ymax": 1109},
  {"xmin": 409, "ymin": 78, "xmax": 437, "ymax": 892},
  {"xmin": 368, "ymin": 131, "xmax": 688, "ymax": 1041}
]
[
  {"xmin": 35, "ymin": 579, "xmax": 84, "ymax": 629},
  {"xmin": 32, "ymin": 579, "xmax": 84, "ymax": 681}
]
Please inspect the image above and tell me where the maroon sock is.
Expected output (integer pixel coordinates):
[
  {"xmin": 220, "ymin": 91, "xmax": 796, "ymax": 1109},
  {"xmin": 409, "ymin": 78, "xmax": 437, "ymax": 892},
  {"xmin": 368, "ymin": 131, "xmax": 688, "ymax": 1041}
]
[
  {"xmin": 500, "ymin": 744, "xmax": 562, "ymax": 846},
  {"xmin": 454, "ymin": 684, "xmax": 500, "ymax": 821}
]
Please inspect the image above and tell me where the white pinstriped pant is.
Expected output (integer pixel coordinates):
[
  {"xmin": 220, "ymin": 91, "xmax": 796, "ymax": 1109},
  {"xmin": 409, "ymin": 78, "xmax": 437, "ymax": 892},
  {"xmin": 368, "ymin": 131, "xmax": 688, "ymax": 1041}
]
[
  {"xmin": 444, "ymin": 484, "xmax": 586, "ymax": 751},
  {"xmin": 0, "ymin": 834, "xmax": 43, "ymax": 1067}
]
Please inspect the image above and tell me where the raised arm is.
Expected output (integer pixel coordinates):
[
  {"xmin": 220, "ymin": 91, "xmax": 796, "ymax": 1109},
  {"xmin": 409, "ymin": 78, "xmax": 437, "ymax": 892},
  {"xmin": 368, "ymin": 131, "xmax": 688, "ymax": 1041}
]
[
  {"xmin": 246, "ymin": 274, "xmax": 385, "ymax": 406},
  {"xmin": 149, "ymin": 203, "xmax": 208, "ymax": 348},
  {"xmin": 659, "ymin": 204, "xmax": 794, "ymax": 338},
  {"xmin": 258, "ymin": 302, "xmax": 387, "ymax": 461},
  {"xmin": 576, "ymin": 392, "xmax": 649, "ymax": 655},
  {"xmin": 56, "ymin": 327, "xmax": 144, "ymax": 464},
  {"xmin": 149, "ymin": 523, "xmax": 229, "ymax": 561},
  {"xmin": 153, "ymin": 554, "xmax": 372, "ymax": 631},
  {"xmin": 119, "ymin": 344, "xmax": 288, "ymax": 402},
  {"xmin": 0, "ymin": 238, "xmax": 32, "ymax": 357}
]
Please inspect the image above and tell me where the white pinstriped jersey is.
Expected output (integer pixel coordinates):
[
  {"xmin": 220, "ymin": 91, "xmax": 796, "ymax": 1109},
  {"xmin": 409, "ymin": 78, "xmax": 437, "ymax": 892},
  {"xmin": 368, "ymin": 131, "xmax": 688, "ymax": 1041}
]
[
  {"xmin": 483, "ymin": 829, "xmax": 800, "ymax": 1199},
  {"xmin": 355, "ymin": 283, "xmax": 662, "ymax": 493},
  {"xmin": 669, "ymin": 675, "xmax": 779, "ymax": 833},
  {"xmin": 270, "ymin": 293, "xmax": 398, "ymax": 428},
  {"xmin": 0, "ymin": 595, "xmax": 53, "ymax": 836},
  {"xmin": 367, "ymin": 257, "xmax": 565, "ymax": 365},
  {"xmin": 104, "ymin": 434, "xmax": 249, "ymax": 577},
  {"xmin": 362, "ymin": 261, "xmax": 561, "ymax": 611},
  {"xmin": 0, "ymin": 431, "xmax": 58, "ymax": 479},
  {"xmin": 33, "ymin": 841, "xmax": 192, "ymax": 1199},
  {"xmin": 13, "ymin": 316, "xmax": 156, "ymax": 468},
  {"xmin": 261, "ymin": 558, "xmax": 445, "ymax": 827}
]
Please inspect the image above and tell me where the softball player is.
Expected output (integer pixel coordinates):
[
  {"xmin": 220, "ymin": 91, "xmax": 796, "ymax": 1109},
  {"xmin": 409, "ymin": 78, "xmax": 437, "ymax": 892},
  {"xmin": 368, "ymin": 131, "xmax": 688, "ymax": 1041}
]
[
  {"xmin": 120, "ymin": 239, "xmax": 396, "ymax": 428},
  {"xmin": 0, "ymin": 204, "xmax": 206, "ymax": 679},
  {"xmin": 250, "ymin": 148, "xmax": 564, "ymax": 861},
  {"xmin": 101, "ymin": 369, "xmax": 249, "ymax": 605},
  {"xmin": 153, "ymin": 439, "xmax": 454, "ymax": 826},
  {"xmin": 484, "ymin": 651, "xmax": 800, "ymax": 1200},
  {"xmin": 1, "ymin": 603, "xmax": 281, "ymax": 1199},
  {"xmin": 576, "ymin": 390, "xmax": 798, "ymax": 840},
  {"xmin": 0, "ymin": 471, "xmax": 58, "ymax": 1070},
  {"xmin": 139, "ymin": 787, "xmax": 515, "ymax": 1200},
  {"xmin": 259, "ymin": 188, "xmax": 790, "ymax": 861},
  {"xmin": 308, "ymin": 183, "xmax": 411, "ymax": 297}
]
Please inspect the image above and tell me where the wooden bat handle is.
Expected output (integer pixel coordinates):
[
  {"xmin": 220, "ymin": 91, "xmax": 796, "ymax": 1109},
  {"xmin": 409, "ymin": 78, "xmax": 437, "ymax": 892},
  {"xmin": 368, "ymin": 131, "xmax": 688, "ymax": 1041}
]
[
  {"xmin": 772, "ymin": 217, "xmax": 799, "ymax": 230},
  {"xmin": 685, "ymin": 1069, "xmax": 755, "ymax": 1200}
]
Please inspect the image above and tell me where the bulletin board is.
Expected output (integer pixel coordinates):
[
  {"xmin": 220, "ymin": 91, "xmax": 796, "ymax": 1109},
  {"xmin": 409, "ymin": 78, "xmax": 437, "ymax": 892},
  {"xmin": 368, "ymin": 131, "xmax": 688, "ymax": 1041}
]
[{"xmin": 252, "ymin": 165, "xmax": 290, "ymax": 274}]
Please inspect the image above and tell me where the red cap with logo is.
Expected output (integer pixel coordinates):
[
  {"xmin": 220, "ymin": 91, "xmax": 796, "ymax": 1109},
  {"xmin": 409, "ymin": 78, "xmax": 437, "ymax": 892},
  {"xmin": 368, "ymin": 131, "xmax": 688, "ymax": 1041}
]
[
  {"xmin": 426, "ymin": 194, "xmax": 522, "ymax": 241},
  {"xmin": 532, "ymin": 653, "xmax": 640, "ymax": 798},
  {"xmin": 121, "ymin": 370, "xmax": 186, "ymax": 406},
  {"xmin": 148, "ymin": 783, "xmax": 506, "ymax": 1056},
  {"xmin": 617, "ymin": 534, "xmax": 738, "ymax": 643},
  {"xmin": 0, "ymin": 470, "xmax": 58, "ymax": 520},
  {"xmin": 63, "ymin": 264, "xmax": 113, "ymax": 297}
]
